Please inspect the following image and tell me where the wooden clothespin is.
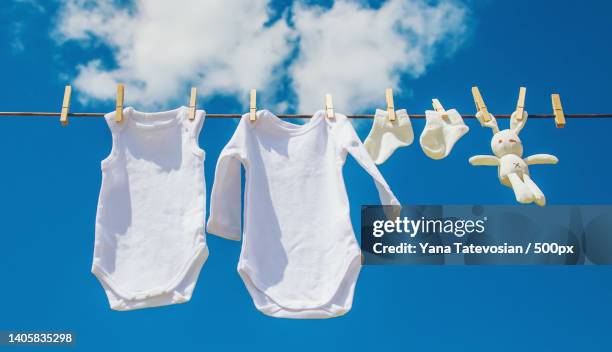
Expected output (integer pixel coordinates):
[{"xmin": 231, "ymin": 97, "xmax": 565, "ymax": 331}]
[
  {"xmin": 432, "ymin": 98, "xmax": 448, "ymax": 119},
  {"xmin": 249, "ymin": 89, "xmax": 257, "ymax": 121},
  {"xmin": 471, "ymin": 86, "xmax": 491, "ymax": 122},
  {"xmin": 60, "ymin": 85, "xmax": 72, "ymax": 126},
  {"xmin": 325, "ymin": 94, "xmax": 334, "ymax": 119},
  {"xmin": 188, "ymin": 87, "xmax": 197, "ymax": 120},
  {"xmin": 515, "ymin": 86, "xmax": 526, "ymax": 121},
  {"xmin": 115, "ymin": 83, "xmax": 125, "ymax": 123},
  {"xmin": 385, "ymin": 88, "xmax": 396, "ymax": 121},
  {"xmin": 551, "ymin": 93, "xmax": 565, "ymax": 128}
]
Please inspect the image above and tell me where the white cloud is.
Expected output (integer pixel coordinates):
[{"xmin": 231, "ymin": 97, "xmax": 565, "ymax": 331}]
[
  {"xmin": 55, "ymin": 0, "xmax": 293, "ymax": 108},
  {"xmin": 10, "ymin": 22, "xmax": 25, "ymax": 53},
  {"xmin": 290, "ymin": 0, "xmax": 468, "ymax": 113},
  {"xmin": 54, "ymin": 0, "xmax": 468, "ymax": 112},
  {"xmin": 10, "ymin": 0, "xmax": 46, "ymax": 53},
  {"xmin": 15, "ymin": 0, "xmax": 45, "ymax": 13}
]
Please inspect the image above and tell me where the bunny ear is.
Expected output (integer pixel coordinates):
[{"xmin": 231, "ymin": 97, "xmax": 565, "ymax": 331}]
[
  {"xmin": 476, "ymin": 111, "xmax": 499, "ymax": 134},
  {"xmin": 510, "ymin": 110, "xmax": 528, "ymax": 134}
]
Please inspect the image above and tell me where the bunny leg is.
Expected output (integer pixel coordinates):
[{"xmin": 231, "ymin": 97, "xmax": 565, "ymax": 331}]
[
  {"xmin": 507, "ymin": 173, "xmax": 534, "ymax": 204},
  {"xmin": 522, "ymin": 174, "xmax": 546, "ymax": 206}
]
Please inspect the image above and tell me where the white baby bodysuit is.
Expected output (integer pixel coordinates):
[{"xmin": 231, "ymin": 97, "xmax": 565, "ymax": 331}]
[
  {"xmin": 206, "ymin": 110, "xmax": 399, "ymax": 319},
  {"xmin": 93, "ymin": 106, "xmax": 208, "ymax": 311},
  {"xmin": 363, "ymin": 109, "xmax": 414, "ymax": 164},
  {"xmin": 419, "ymin": 109, "xmax": 469, "ymax": 160}
]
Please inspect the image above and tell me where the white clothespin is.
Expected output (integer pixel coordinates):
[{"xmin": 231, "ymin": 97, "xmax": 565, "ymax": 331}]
[
  {"xmin": 551, "ymin": 93, "xmax": 565, "ymax": 128},
  {"xmin": 471, "ymin": 86, "xmax": 491, "ymax": 122},
  {"xmin": 60, "ymin": 85, "xmax": 71, "ymax": 126},
  {"xmin": 115, "ymin": 83, "xmax": 125, "ymax": 123},
  {"xmin": 385, "ymin": 88, "xmax": 396, "ymax": 121},
  {"xmin": 432, "ymin": 98, "xmax": 448, "ymax": 119},
  {"xmin": 249, "ymin": 89, "xmax": 257, "ymax": 121},
  {"xmin": 325, "ymin": 94, "xmax": 334, "ymax": 119},
  {"xmin": 515, "ymin": 87, "xmax": 527, "ymax": 121},
  {"xmin": 188, "ymin": 87, "xmax": 197, "ymax": 121}
]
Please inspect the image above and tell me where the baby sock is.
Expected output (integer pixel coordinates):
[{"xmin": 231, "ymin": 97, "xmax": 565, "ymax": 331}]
[
  {"xmin": 419, "ymin": 109, "xmax": 469, "ymax": 160},
  {"xmin": 364, "ymin": 109, "xmax": 414, "ymax": 164}
]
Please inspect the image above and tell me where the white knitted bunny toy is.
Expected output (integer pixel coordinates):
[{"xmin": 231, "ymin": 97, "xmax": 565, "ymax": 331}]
[{"xmin": 469, "ymin": 110, "xmax": 558, "ymax": 206}]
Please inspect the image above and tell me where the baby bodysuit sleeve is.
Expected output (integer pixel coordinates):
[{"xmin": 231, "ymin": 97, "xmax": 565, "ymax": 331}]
[
  {"xmin": 332, "ymin": 115, "xmax": 400, "ymax": 206},
  {"xmin": 206, "ymin": 117, "xmax": 248, "ymax": 241}
]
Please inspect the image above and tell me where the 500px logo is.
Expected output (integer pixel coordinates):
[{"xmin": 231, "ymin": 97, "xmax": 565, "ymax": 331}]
[{"xmin": 371, "ymin": 216, "xmax": 487, "ymax": 238}]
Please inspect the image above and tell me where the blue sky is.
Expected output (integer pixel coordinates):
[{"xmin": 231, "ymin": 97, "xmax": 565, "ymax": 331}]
[{"xmin": 1, "ymin": 0, "xmax": 612, "ymax": 351}]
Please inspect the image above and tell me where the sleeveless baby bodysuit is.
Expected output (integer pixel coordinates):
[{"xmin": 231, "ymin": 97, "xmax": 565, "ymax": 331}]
[
  {"xmin": 93, "ymin": 106, "xmax": 207, "ymax": 310},
  {"xmin": 207, "ymin": 110, "xmax": 399, "ymax": 318}
]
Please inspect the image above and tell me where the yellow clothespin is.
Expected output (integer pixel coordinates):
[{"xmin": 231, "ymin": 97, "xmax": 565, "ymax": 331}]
[
  {"xmin": 325, "ymin": 94, "xmax": 334, "ymax": 119},
  {"xmin": 471, "ymin": 86, "xmax": 491, "ymax": 122},
  {"xmin": 60, "ymin": 85, "xmax": 72, "ymax": 126},
  {"xmin": 432, "ymin": 98, "xmax": 448, "ymax": 119},
  {"xmin": 551, "ymin": 93, "xmax": 565, "ymax": 128},
  {"xmin": 115, "ymin": 83, "xmax": 125, "ymax": 123},
  {"xmin": 188, "ymin": 87, "xmax": 197, "ymax": 121},
  {"xmin": 385, "ymin": 88, "xmax": 396, "ymax": 121},
  {"xmin": 515, "ymin": 86, "xmax": 526, "ymax": 121},
  {"xmin": 249, "ymin": 89, "xmax": 257, "ymax": 121}
]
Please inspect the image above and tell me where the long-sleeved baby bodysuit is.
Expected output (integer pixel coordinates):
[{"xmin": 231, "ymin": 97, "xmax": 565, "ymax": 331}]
[
  {"xmin": 93, "ymin": 106, "xmax": 207, "ymax": 310},
  {"xmin": 207, "ymin": 110, "xmax": 399, "ymax": 318}
]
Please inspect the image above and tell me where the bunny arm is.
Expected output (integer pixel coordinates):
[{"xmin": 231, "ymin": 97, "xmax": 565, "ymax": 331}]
[
  {"xmin": 469, "ymin": 155, "xmax": 500, "ymax": 166},
  {"xmin": 524, "ymin": 154, "xmax": 559, "ymax": 165}
]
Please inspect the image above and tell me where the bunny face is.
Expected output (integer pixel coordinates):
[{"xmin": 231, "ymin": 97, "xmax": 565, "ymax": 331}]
[{"xmin": 491, "ymin": 129, "xmax": 523, "ymax": 157}]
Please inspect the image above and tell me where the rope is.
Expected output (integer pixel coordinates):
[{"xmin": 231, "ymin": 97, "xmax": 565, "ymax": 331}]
[{"xmin": 1, "ymin": 112, "xmax": 612, "ymax": 119}]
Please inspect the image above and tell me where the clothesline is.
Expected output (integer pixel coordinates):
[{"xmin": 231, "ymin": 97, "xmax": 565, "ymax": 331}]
[
  {"xmin": 1, "ymin": 86, "xmax": 610, "ymax": 124},
  {"xmin": 2, "ymin": 112, "xmax": 612, "ymax": 119}
]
